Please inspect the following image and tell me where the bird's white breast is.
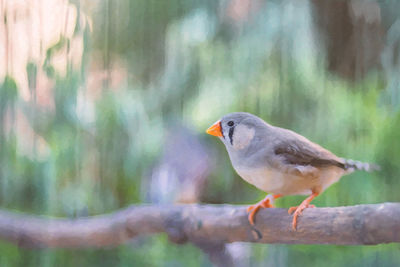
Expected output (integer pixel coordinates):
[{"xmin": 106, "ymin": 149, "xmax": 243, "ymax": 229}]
[
  {"xmin": 234, "ymin": 165, "xmax": 344, "ymax": 195},
  {"xmin": 234, "ymin": 166, "xmax": 286, "ymax": 192}
]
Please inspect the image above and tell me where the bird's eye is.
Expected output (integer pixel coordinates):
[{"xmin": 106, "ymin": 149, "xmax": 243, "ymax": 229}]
[{"xmin": 227, "ymin": 121, "xmax": 234, "ymax": 127}]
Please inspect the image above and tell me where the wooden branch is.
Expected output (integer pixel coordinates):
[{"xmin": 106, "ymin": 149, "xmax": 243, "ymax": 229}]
[{"xmin": 0, "ymin": 203, "xmax": 399, "ymax": 248}]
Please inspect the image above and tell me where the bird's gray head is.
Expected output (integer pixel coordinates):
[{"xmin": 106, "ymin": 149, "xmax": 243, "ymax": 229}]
[{"xmin": 206, "ymin": 112, "xmax": 269, "ymax": 151}]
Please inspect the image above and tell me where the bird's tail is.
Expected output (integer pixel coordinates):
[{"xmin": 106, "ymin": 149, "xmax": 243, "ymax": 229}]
[{"xmin": 341, "ymin": 158, "xmax": 380, "ymax": 173}]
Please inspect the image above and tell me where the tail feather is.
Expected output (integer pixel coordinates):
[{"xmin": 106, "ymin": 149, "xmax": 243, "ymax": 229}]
[{"xmin": 341, "ymin": 158, "xmax": 380, "ymax": 172}]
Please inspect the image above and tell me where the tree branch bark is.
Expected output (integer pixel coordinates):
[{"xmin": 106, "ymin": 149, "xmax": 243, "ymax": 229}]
[{"xmin": 0, "ymin": 203, "xmax": 399, "ymax": 248}]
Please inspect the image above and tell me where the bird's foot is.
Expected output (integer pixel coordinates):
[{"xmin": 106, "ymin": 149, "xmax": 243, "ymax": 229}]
[
  {"xmin": 247, "ymin": 196, "xmax": 275, "ymax": 213},
  {"xmin": 288, "ymin": 192, "xmax": 318, "ymax": 230},
  {"xmin": 288, "ymin": 204, "xmax": 316, "ymax": 215},
  {"xmin": 247, "ymin": 194, "xmax": 280, "ymax": 225}
]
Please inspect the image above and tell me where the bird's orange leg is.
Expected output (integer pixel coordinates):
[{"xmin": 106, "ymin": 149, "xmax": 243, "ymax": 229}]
[
  {"xmin": 288, "ymin": 192, "xmax": 319, "ymax": 230},
  {"xmin": 247, "ymin": 194, "xmax": 281, "ymax": 225}
]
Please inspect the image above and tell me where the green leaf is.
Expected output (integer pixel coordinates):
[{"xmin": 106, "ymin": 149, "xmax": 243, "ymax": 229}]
[
  {"xmin": 0, "ymin": 76, "xmax": 18, "ymax": 103},
  {"xmin": 26, "ymin": 62, "xmax": 38, "ymax": 90}
]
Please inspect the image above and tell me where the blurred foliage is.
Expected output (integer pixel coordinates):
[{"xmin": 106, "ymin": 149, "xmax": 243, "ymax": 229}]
[{"xmin": 1, "ymin": 0, "xmax": 400, "ymax": 266}]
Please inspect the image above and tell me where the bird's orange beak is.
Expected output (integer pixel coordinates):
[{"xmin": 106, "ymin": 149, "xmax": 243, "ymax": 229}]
[{"xmin": 206, "ymin": 120, "xmax": 223, "ymax": 137}]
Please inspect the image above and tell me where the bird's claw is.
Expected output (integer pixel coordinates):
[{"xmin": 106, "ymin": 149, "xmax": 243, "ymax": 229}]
[
  {"xmin": 288, "ymin": 204, "xmax": 316, "ymax": 230},
  {"xmin": 288, "ymin": 204, "xmax": 315, "ymax": 215},
  {"xmin": 246, "ymin": 194, "xmax": 276, "ymax": 225}
]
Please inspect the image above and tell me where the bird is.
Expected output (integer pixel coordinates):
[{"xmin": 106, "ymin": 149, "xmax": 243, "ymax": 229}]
[{"xmin": 206, "ymin": 112, "xmax": 379, "ymax": 230}]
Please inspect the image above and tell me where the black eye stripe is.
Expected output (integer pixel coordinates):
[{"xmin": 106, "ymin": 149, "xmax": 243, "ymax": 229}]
[{"xmin": 228, "ymin": 126, "xmax": 235, "ymax": 145}]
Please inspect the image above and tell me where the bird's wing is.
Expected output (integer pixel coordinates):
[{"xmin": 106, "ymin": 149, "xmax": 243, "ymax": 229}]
[{"xmin": 272, "ymin": 128, "xmax": 345, "ymax": 175}]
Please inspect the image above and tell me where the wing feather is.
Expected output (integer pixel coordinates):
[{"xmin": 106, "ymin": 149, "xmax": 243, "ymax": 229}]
[{"xmin": 272, "ymin": 128, "xmax": 345, "ymax": 171}]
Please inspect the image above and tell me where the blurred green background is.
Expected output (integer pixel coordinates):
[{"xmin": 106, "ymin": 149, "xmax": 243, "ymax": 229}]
[{"xmin": 1, "ymin": 0, "xmax": 400, "ymax": 266}]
